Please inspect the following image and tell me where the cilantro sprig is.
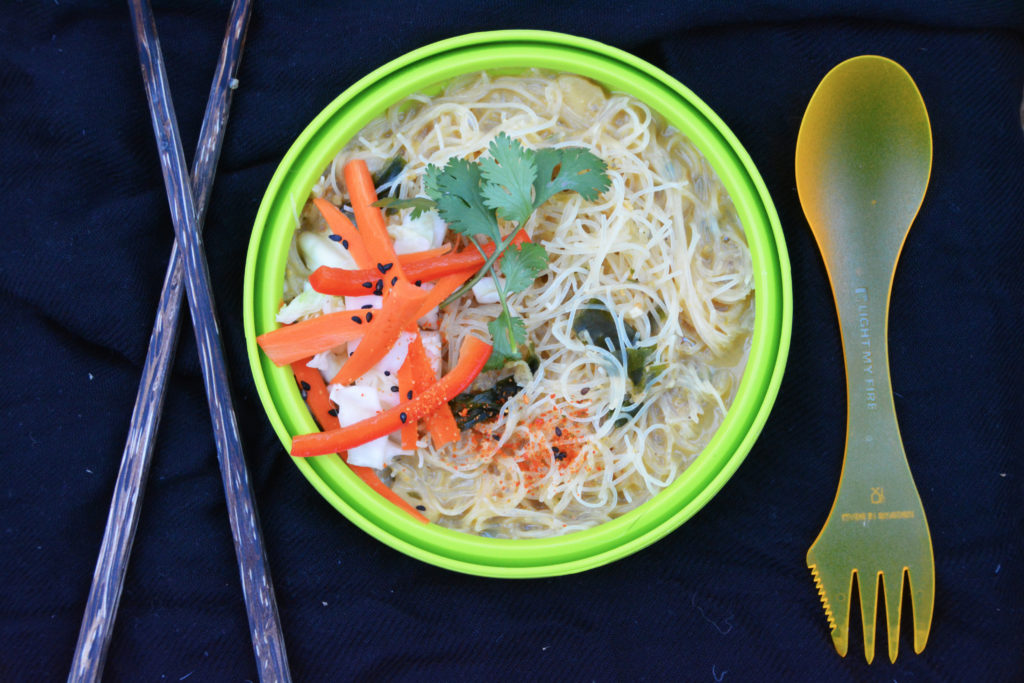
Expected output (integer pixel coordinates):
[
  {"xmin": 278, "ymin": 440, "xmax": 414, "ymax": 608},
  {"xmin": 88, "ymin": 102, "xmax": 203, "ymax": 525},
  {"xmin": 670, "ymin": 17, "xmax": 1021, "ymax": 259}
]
[{"xmin": 379, "ymin": 133, "xmax": 609, "ymax": 367}]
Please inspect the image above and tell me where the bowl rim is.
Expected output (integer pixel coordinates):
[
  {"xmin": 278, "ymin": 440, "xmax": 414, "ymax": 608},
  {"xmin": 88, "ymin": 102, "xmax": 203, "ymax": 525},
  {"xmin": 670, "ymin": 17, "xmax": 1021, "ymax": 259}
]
[{"xmin": 243, "ymin": 29, "xmax": 792, "ymax": 577}]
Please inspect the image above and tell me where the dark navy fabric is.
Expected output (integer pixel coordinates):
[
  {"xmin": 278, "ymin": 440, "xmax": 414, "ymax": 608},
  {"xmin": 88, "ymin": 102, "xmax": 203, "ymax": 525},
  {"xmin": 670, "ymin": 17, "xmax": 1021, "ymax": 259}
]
[{"xmin": 2, "ymin": 2, "xmax": 1022, "ymax": 680}]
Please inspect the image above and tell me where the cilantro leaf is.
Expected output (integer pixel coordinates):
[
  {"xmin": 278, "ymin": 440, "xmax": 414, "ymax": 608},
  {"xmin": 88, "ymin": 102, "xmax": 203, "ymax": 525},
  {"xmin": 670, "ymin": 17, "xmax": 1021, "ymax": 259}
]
[
  {"xmin": 480, "ymin": 133, "xmax": 537, "ymax": 225},
  {"xmin": 482, "ymin": 354, "xmax": 509, "ymax": 372},
  {"xmin": 487, "ymin": 312, "xmax": 526, "ymax": 367},
  {"xmin": 423, "ymin": 158, "xmax": 501, "ymax": 242},
  {"xmin": 371, "ymin": 196, "xmax": 436, "ymax": 218},
  {"xmin": 532, "ymin": 147, "xmax": 610, "ymax": 207},
  {"xmin": 499, "ymin": 242, "xmax": 548, "ymax": 294},
  {"xmin": 420, "ymin": 138, "xmax": 610, "ymax": 376}
]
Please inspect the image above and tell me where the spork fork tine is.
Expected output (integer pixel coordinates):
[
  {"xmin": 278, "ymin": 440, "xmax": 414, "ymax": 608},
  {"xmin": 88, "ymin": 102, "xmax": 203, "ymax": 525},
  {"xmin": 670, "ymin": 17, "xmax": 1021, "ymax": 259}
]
[
  {"xmin": 809, "ymin": 513, "xmax": 935, "ymax": 662},
  {"xmin": 795, "ymin": 55, "xmax": 936, "ymax": 663}
]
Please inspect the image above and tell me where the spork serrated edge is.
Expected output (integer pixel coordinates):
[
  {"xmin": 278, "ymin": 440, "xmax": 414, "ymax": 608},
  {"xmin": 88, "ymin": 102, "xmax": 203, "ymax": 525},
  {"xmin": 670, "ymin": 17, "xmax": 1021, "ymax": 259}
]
[{"xmin": 809, "ymin": 563, "xmax": 837, "ymax": 632}]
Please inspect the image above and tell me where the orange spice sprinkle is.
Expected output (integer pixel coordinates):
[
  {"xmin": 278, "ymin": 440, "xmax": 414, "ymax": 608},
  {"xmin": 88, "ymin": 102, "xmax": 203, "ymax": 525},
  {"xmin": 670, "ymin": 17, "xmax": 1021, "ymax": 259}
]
[{"xmin": 463, "ymin": 402, "xmax": 592, "ymax": 495}]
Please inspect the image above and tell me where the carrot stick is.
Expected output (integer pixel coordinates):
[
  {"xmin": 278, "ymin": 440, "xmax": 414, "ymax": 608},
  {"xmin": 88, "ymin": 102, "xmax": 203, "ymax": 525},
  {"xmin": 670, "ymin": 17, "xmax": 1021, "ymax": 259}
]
[
  {"xmin": 344, "ymin": 159, "xmax": 408, "ymax": 291},
  {"xmin": 412, "ymin": 269, "xmax": 476, "ymax": 323},
  {"xmin": 405, "ymin": 334, "xmax": 460, "ymax": 448},
  {"xmin": 396, "ymin": 358, "xmax": 418, "ymax": 450},
  {"xmin": 329, "ymin": 278, "xmax": 429, "ymax": 385},
  {"xmin": 292, "ymin": 335, "xmax": 492, "ymax": 457},
  {"xmin": 289, "ymin": 359, "xmax": 428, "ymax": 523},
  {"xmin": 257, "ymin": 309, "xmax": 371, "ymax": 366},
  {"xmin": 398, "ymin": 244, "xmax": 452, "ymax": 263},
  {"xmin": 312, "ymin": 197, "xmax": 372, "ymax": 269}
]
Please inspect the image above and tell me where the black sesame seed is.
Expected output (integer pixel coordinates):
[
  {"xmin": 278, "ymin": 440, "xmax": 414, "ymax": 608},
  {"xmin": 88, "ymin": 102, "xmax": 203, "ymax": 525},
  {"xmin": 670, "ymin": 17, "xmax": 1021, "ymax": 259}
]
[
  {"xmin": 362, "ymin": 281, "xmax": 373, "ymax": 289},
  {"xmin": 415, "ymin": 505, "xmax": 426, "ymax": 511},
  {"xmin": 415, "ymin": 280, "xmax": 422, "ymax": 287},
  {"xmin": 365, "ymin": 312, "xmax": 373, "ymax": 322},
  {"xmin": 377, "ymin": 262, "xmax": 393, "ymax": 274},
  {"xmin": 361, "ymin": 304, "xmax": 373, "ymax": 309},
  {"xmin": 406, "ymin": 390, "xmax": 413, "ymax": 400},
  {"xmin": 400, "ymin": 412, "xmax": 408, "ymax": 424},
  {"xmin": 342, "ymin": 239, "xmax": 349, "ymax": 249},
  {"xmin": 299, "ymin": 381, "xmax": 311, "ymax": 391},
  {"xmin": 328, "ymin": 234, "xmax": 342, "ymax": 242},
  {"xmin": 554, "ymin": 427, "xmax": 562, "ymax": 436},
  {"xmin": 390, "ymin": 386, "xmax": 399, "ymax": 392},
  {"xmin": 327, "ymin": 408, "xmax": 338, "ymax": 417},
  {"xmin": 390, "ymin": 276, "xmax": 398, "ymax": 286},
  {"xmin": 351, "ymin": 316, "xmax": 363, "ymax": 324},
  {"xmin": 580, "ymin": 387, "xmax": 590, "ymax": 395},
  {"xmin": 492, "ymin": 434, "xmax": 500, "ymax": 441},
  {"xmin": 384, "ymin": 370, "xmax": 391, "ymax": 376}
]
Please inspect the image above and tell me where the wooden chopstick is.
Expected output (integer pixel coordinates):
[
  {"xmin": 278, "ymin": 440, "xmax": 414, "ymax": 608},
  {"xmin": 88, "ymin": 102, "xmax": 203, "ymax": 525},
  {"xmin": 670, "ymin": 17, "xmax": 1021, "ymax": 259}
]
[
  {"xmin": 68, "ymin": 2, "xmax": 290, "ymax": 682},
  {"xmin": 124, "ymin": 0, "xmax": 290, "ymax": 679}
]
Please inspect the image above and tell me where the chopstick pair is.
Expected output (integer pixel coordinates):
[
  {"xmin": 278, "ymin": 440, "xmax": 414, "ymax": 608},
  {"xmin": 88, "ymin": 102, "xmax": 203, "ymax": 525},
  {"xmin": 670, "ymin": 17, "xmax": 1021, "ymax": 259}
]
[{"xmin": 68, "ymin": 2, "xmax": 291, "ymax": 682}]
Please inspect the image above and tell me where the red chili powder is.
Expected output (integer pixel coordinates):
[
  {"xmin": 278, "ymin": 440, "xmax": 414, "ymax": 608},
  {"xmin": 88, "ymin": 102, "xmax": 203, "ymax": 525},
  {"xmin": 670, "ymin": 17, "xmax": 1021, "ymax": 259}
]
[{"xmin": 465, "ymin": 400, "xmax": 592, "ymax": 495}]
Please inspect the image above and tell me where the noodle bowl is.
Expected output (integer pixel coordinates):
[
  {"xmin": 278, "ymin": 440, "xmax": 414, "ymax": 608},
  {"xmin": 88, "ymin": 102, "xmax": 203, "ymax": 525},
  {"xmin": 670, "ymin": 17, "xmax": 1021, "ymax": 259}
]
[{"xmin": 282, "ymin": 70, "xmax": 754, "ymax": 538}]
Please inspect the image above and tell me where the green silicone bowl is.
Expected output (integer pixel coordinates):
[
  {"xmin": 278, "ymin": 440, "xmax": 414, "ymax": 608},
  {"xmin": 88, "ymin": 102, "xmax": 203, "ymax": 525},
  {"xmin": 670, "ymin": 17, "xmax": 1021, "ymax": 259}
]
[{"xmin": 243, "ymin": 30, "xmax": 792, "ymax": 578}]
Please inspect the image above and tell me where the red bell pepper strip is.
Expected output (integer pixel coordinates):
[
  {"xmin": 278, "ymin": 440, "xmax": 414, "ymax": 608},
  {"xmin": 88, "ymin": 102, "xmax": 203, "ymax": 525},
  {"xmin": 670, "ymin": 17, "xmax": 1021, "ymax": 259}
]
[
  {"xmin": 309, "ymin": 231, "xmax": 529, "ymax": 296},
  {"xmin": 291, "ymin": 335, "xmax": 491, "ymax": 457},
  {"xmin": 289, "ymin": 359, "xmax": 428, "ymax": 523}
]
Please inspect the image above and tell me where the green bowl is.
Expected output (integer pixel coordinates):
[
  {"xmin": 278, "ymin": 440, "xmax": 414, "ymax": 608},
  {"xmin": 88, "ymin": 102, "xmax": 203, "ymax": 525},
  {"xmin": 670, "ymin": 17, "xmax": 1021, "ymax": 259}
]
[{"xmin": 243, "ymin": 30, "xmax": 791, "ymax": 578}]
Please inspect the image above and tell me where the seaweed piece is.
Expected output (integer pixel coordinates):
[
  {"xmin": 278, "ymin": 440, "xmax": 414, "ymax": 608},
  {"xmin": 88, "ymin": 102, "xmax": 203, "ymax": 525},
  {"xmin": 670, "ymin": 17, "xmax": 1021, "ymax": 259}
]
[
  {"xmin": 626, "ymin": 345, "xmax": 656, "ymax": 387},
  {"xmin": 371, "ymin": 157, "xmax": 407, "ymax": 196},
  {"xmin": 572, "ymin": 299, "xmax": 638, "ymax": 350},
  {"xmin": 449, "ymin": 375, "xmax": 521, "ymax": 430},
  {"xmin": 612, "ymin": 397, "xmax": 642, "ymax": 428},
  {"xmin": 572, "ymin": 299, "xmax": 653, "ymax": 386}
]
